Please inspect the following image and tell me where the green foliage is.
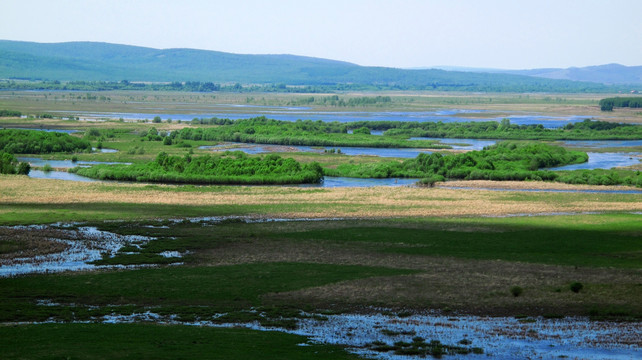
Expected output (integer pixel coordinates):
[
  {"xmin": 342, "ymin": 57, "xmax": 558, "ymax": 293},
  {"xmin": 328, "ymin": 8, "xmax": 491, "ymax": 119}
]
[
  {"xmin": 72, "ymin": 151, "xmax": 324, "ymax": 185},
  {"xmin": 570, "ymin": 282, "xmax": 584, "ymax": 293},
  {"xmin": 0, "ymin": 129, "xmax": 91, "ymax": 154},
  {"xmin": 85, "ymin": 128, "xmax": 101, "ymax": 138},
  {"xmin": 556, "ymin": 169, "xmax": 642, "ymax": 187},
  {"xmin": 326, "ymin": 142, "xmax": 587, "ymax": 182},
  {"xmin": 0, "ymin": 109, "xmax": 21, "ymax": 117},
  {"xmin": 0, "ymin": 151, "xmax": 17, "ymax": 174},
  {"xmin": 0, "ymin": 152, "xmax": 30, "ymax": 175},
  {"xmin": 17, "ymin": 161, "xmax": 30, "ymax": 175},
  {"xmin": 385, "ymin": 118, "xmax": 642, "ymax": 140},
  {"xmin": 172, "ymin": 116, "xmax": 444, "ymax": 149},
  {"xmin": 599, "ymin": 97, "xmax": 642, "ymax": 111},
  {"xmin": 417, "ymin": 175, "xmax": 445, "ymax": 187},
  {"xmin": 510, "ymin": 286, "xmax": 524, "ymax": 297},
  {"xmin": 42, "ymin": 164, "xmax": 53, "ymax": 173},
  {"xmin": 352, "ymin": 126, "xmax": 371, "ymax": 135}
]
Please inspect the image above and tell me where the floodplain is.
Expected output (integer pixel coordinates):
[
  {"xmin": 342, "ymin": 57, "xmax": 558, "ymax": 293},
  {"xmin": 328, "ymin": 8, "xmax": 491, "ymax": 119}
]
[{"xmin": 1, "ymin": 91, "xmax": 641, "ymax": 359}]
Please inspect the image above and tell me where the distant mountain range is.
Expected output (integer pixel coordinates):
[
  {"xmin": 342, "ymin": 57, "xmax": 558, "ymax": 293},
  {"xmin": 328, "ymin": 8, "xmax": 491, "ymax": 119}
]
[
  {"xmin": 431, "ymin": 64, "xmax": 642, "ymax": 85},
  {"xmin": 0, "ymin": 40, "xmax": 639, "ymax": 92}
]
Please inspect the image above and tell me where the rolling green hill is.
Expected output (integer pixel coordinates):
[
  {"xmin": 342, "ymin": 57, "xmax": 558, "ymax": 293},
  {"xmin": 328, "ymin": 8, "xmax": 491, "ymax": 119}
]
[{"xmin": 0, "ymin": 40, "xmax": 621, "ymax": 92}]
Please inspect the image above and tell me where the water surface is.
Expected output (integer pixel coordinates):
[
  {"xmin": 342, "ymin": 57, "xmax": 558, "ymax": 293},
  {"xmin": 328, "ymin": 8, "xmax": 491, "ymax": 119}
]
[
  {"xmin": 410, "ymin": 137, "xmax": 497, "ymax": 150},
  {"xmin": 550, "ymin": 152, "xmax": 641, "ymax": 171},
  {"xmin": 28, "ymin": 170, "xmax": 98, "ymax": 182},
  {"xmin": 199, "ymin": 143, "xmax": 434, "ymax": 158},
  {"xmin": 558, "ymin": 139, "xmax": 642, "ymax": 149},
  {"xmin": 65, "ymin": 109, "xmax": 590, "ymax": 128},
  {"xmin": 18, "ymin": 157, "xmax": 129, "ymax": 168}
]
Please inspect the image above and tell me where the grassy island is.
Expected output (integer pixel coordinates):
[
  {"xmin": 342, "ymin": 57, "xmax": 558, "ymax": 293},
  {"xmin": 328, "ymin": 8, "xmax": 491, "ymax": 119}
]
[{"xmin": 71, "ymin": 151, "xmax": 324, "ymax": 185}]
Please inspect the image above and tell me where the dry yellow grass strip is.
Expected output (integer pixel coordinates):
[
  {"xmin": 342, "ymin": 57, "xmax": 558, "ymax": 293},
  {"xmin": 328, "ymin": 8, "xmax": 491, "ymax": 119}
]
[{"xmin": 1, "ymin": 175, "xmax": 640, "ymax": 219}]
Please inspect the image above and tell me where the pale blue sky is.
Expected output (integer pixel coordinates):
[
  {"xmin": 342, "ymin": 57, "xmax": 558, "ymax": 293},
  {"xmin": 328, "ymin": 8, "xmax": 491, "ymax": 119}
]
[{"xmin": 2, "ymin": 0, "xmax": 641, "ymax": 69}]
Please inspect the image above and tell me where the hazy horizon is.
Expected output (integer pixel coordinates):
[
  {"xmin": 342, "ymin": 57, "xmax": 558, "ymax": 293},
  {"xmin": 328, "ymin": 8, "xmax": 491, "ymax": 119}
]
[{"xmin": 2, "ymin": 0, "xmax": 641, "ymax": 70}]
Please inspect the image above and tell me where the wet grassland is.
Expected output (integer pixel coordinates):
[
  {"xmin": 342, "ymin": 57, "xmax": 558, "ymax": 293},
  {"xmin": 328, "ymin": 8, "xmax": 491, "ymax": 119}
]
[{"xmin": 1, "ymin": 213, "xmax": 641, "ymax": 358}]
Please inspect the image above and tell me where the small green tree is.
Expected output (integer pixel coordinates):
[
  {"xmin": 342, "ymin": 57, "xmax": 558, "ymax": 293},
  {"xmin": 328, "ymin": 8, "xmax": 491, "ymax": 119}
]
[
  {"xmin": 0, "ymin": 151, "xmax": 17, "ymax": 174},
  {"xmin": 510, "ymin": 286, "xmax": 523, "ymax": 297},
  {"xmin": 570, "ymin": 282, "xmax": 583, "ymax": 293},
  {"xmin": 17, "ymin": 161, "xmax": 31, "ymax": 175},
  {"xmin": 353, "ymin": 126, "xmax": 371, "ymax": 135}
]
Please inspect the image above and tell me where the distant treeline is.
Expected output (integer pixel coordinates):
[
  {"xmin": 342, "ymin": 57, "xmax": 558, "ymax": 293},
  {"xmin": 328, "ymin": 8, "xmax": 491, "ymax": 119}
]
[
  {"xmin": 71, "ymin": 151, "xmax": 324, "ymax": 185},
  {"xmin": 0, "ymin": 129, "xmax": 91, "ymax": 154},
  {"xmin": 599, "ymin": 97, "xmax": 642, "ymax": 111},
  {"xmin": 0, "ymin": 109, "xmax": 22, "ymax": 117}
]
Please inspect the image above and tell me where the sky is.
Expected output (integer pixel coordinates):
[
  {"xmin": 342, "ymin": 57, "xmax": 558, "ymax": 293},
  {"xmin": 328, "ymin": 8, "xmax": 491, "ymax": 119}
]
[{"xmin": 2, "ymin": 0, "xmax": 641, "ymax": 70}]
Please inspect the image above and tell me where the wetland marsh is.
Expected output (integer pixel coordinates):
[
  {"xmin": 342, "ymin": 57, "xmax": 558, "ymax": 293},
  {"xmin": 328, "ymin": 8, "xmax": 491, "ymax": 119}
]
[{"xmin": 1, "ymin": 91, "xmax": 641, "ymax": 359}]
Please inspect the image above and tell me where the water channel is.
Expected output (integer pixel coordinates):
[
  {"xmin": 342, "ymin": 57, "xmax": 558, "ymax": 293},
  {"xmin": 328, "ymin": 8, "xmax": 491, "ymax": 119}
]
[{"xmin": 60, "ymin": 108, "xmax": 592, "ymax": 128}]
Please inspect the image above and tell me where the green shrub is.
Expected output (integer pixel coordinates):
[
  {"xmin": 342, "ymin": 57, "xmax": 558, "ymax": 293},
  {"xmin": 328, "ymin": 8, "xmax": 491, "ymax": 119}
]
[
  {"xmin": 17, "ymin": 162, "xmax": 30, "ymax": 175},
  {"xmin": 570, "ymin": 282, "xmax": 584, "ymax": 293},
  {"xmin": 510, "ymin": 286, "xmax": 523, "ymax": 297},
  {"xmin": 42, "ymin": 164, "xmax": 53, "ymax": 173},
  {"xmin": 0, "ymin": 129, "xmax": 91, "ymax": 154}
]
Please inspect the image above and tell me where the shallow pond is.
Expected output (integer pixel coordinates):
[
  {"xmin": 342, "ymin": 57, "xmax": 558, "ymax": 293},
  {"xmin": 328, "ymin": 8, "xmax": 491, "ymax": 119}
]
[
  {"xmin": 550, "ymin": 152, "xmax": 641, "ymax": 171},
  {"xmin": 93, "ymin": 147, "xmax": 119, "ymax": 153},
  {"xmin": 0, "ymin": 226, "xmax": 158, "ymax": 277},
  {"xmin": 408, "ymin": 138, "xmax": 642, "ymax": 151},
  {"xmin": 199, "ymin": 143, "xmax": 434, "ymax": 158},
  {"xmin": 67, "ymin": 109, "xmax": 590, "ymax": 128},
  {"xmin": 409, "ymin": 137, "xmax": 497, "ymax": 150},
  {"xmin": 558, "ymin": 139, "xmax": 642, "ymax": 149},
  {"xmin": 93, "ymin": 311, "xmax": 641, "ymax": 359},
  {"xmin": 27, "ymin": 170, "xmax": 99, "ymax": 182},
  {"xmin": 18, "ymin": 157, "xmax": 129, "ymax": 168}
]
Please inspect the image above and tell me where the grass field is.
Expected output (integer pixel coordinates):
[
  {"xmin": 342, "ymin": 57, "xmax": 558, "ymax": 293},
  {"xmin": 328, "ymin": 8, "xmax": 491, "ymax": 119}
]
[{"xmin": 0, "ymin": 324, "xmax": 360, "ymax": 360}]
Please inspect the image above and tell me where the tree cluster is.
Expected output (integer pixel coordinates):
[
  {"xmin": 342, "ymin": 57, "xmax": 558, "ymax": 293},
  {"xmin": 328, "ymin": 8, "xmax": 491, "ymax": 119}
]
[
  {"xmin": 599, "ymin": 97, "xmax": 642, "ymax": 111},
  {"xmin": 326, "ymin": 142, "xmax": 588, "ymax": 182},
  {"xmin": 0, "ymin": 129, "xmax": 92, "ymax": 154},
  {"xmin": 72, "ymin": 151, "xmax": 324, "ymax": 185},
  {"xmin": 0, "ymin": 151, "xmax": 30, "ymax": 175}
]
